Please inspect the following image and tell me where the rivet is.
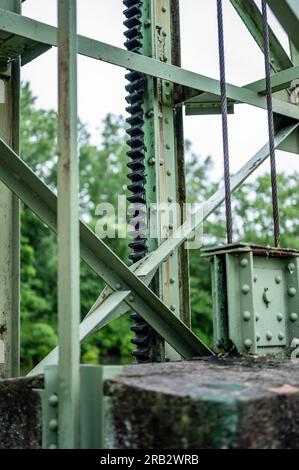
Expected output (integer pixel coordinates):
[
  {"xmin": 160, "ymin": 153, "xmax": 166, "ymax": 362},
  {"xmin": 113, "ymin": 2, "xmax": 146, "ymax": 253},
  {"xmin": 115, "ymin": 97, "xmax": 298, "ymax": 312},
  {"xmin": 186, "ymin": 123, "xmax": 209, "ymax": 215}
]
[
  {"xmin": 165, "ymin": 118, "xmax": 170, "ymax": 124},
  {"xmin": 242, "ymin": 284, "xmax": 250, "ymax": 294},
  {"xmin": 266, "ymin": 331, "xmax": 273, "ymax": 341},
  {"xmin": 49, "ymin": 419, "xmax": 58, "ymax": 432},
  {"xmin": 255, "ymin": 312, "xmax": 260, "ymax": 322},
  {"xmin": 48, "ymin": 444, "xmax": 57, "ymax": 450},
  {"xmin": 169, "ymin": 224, "xmax": 173, "ymax": 230},
  {"xmin": 287, "ymin": 263, "xmax": 296, "ymax": 273},
  {"xmin": 254, "ymin": 275, "xmax": 258, "ymax": 283},
  {"xmin": 278, "ymin": 332, "xmax": 284, "ymax": 341},
  {"xmin": 144, "ymin": 19, "xmax": 151, "ymax": 28},
  {"xmin": 275, "ymin": 275, "xmax": 282, "ymax": 284},
  {"xmin": 169, "ymin": 277, "xmax": 175, "ymax": 284},
  {"xmin": 166, "ymin": 144, "xmax": 171, "ymax": 150},
  {"xmin": 277, "ymin": 312, "xmax": 284, "ymax": 322},
  {"xmin": 167, "ymin": 170, "xmax": 172, "ymax": 176},
  {"xmin": 165, "ymin": 92, "xmax": 171, "ymax": 100},
  {"xmin": 160, "ymin": 159, "xmax": 165, "ymax": 166},
  {"xmin": 162, "ymin": 30, "xmax": 167, "ymax": 37},
  {"xmin": 240, "ymin": 258, "xmax": 248, "ymax": 268},
  {"xmin": 165, "ymin": 81, "xmax": 170, "ymax": 87},
  {"xmin": 148, "ymin": 157, "xmax": 156, "ymax": 165},
  {"xmin": 243, "ymin": 311, "xmax": 251, "ymax": 321},
  {"xmin": 256, "ymin": 333, "xmax": 261, "ymax": 342},
  {"xmin": 244, "ymin": 339, "xmax": 252, "ymax": 349},
  {"xmin": 146, "ymin": 109, "xmax": 154, "ymax": 118},
  {"xmin": 290, "ymin": 312, "xmax": 298, "ymax": 322},
  {"xmin": 216, "ymin": 340, "xmax": 222, "ymax": 349},
  {"xmin": 168, "ymin": 197, "xmax": 173, "ymax": 203},
  {"xmin": 129, "ymin": 295, "xmax": 135, "ymax": 302},
  {"xmin": 288, "ymin": 287, "xmax": 297, "ymax": 297},
  {"xmin": 161, "ymin": 6, "xmax": 166, "ymax": 12},
  {"xmin": 48, "ymin": 394, "xmax": 58, "ymax": 407},
  {"xmin": 115, "ymin": 283, "xmax": 122, "ymax": 291},
  {"xmin": 170, "ymin": 305, "xmax": 176, "ymax": 311}
]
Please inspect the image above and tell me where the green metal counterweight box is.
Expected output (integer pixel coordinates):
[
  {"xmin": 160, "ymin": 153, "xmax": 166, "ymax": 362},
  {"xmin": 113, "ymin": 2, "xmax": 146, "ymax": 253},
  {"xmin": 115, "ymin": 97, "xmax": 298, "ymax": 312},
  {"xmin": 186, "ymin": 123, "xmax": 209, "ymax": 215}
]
[{"xmin": 204, "ymin": 243, "xmax": 299, "ymax": 357}]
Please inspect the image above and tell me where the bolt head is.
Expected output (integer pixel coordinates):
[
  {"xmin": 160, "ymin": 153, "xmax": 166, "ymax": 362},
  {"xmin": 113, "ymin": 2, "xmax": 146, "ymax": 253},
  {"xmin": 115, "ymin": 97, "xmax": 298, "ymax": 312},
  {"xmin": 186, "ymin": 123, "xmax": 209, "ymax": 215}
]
[
  {"xmin": 242, "ymin": 284, "xmax": 250, "ymax": 294},
  {"xmin": 287, "ymin": 263, "xmax": 296, "ymax": 274},
  {"xmin": 48, "ymin": 394, "xmax": 58, "ymax": 407},
  {"xmin": 243, "ymin": 311, "xmax": 251, "ymax": 322},
  {"xmin": 49, "ymin": 419, "xmax": 58, "ymax": 432},
  {"xmin": 240, "ymin": 258, "xmax": 248, "ymax": 268},
  {"xmin": 278, "ymin": 332, "xmax": 284, "ymax": 341},
  {"xmin": 288, "ymin": 287, "xmax": 297, "ymax": 297},
  {"xmin": 244, "ymin": 339, "xmax": 252, "ymax": 349},
  {"xmin": 290, "ymin": 312, "xmax": 298, "ymax": 322},
  {"xmin": 277, "ymin": 312, "xmax": 284, "ymax": 322},
  {"xmin": 148, "ymin": 157, "xmax": 156, "ymax": 165},
  {"xmin": 266, "ymin": 331, "xmax": 273, "ymax": 341}
]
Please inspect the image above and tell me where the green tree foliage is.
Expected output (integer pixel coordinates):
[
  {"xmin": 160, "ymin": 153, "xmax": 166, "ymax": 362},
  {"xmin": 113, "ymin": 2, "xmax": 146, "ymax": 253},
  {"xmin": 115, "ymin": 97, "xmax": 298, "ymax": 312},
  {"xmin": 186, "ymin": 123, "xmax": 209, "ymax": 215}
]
[{"xmin": 20, "ymin": 83, "xmax": 299, "ymax": 369}]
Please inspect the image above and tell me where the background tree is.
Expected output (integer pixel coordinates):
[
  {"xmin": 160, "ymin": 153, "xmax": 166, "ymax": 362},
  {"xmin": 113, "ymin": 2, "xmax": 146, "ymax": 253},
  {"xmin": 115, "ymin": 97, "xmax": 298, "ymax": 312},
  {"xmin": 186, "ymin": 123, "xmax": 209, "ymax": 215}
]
[{"xmin": 20, "ymin": 83, "xmax": 299, "ymax": 369}]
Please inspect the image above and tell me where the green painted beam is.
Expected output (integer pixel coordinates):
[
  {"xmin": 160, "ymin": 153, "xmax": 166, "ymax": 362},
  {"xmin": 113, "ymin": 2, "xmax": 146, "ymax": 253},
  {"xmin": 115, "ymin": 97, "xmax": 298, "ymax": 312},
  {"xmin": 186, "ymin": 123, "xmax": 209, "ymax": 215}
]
[
  {"xmin": 230, "ymin": 0, "xmax": 293, "ymax": 73},
  {"xmin": 0, "ymin": 9, "xmax": 298, "ymax": 120},
  {"xmin": 267, "ymin": 0, "xmax": 299, "ymax": 53},
  {"xmin": 57, "ymin": 0, "xmax": 80, "ymax": 449},
  {"xmin": 0, "ymin": 139, "xmax": 212, "ymax": 361},
  {"xmin": 27, "ymin": 123, "xmax": 299, "ymax": 376},
  {"xmin": 0, "ymin": 0, "xmax": 21, "ymax": 380}
]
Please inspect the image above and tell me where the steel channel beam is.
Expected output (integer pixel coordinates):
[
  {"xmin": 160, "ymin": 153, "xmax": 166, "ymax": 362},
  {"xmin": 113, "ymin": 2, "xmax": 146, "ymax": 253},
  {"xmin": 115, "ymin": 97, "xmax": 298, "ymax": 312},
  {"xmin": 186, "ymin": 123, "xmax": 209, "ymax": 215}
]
[
  {"xmin": 57, "ymin": 0, "xmax": 80, "ymax": 449},
  {"xmin": 0, "ymin": 138, "xmax": 211, "ymax": 360},
  {"xmin": 27, "ymin": 123, "xmax": 299, "ymax": 376},
  {"xmin": 184, "ymin": 64, "xmax": 299, "ymax": 109},
  {"xmin": 230, "ymin": 0, "xmax": 293, "ymax": 73},
  {"xmin": 0, "ymin": 0, "xmax": 21, "ymax": 379},
  {"xmin": 0, "ymin": 9, "xmax": 298, "ymax": 120},
  {"xmin": 267, "ymin": 0, "xmax": 299, "ymax": 53}
]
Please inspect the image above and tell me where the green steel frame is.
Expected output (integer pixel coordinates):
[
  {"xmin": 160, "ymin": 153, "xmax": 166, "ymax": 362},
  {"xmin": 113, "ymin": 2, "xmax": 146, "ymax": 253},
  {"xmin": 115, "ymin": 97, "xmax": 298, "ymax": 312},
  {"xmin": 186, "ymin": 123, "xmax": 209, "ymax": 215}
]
[{"xmin": 0, "ymin": 0, "xmax": 298, "ymax": 448}]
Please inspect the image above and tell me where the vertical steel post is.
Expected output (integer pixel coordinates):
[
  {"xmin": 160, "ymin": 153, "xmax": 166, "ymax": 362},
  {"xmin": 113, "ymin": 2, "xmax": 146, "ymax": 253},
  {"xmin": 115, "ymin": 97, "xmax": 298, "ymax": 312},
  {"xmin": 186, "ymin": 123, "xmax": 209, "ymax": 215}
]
[
  {"xmin": 0, "ymin": 0, "xmax": 21, "ymax": 379},
  {"xmin": 142, "ymin": 0, "xmax": 187, "ymax": 360},
  {"xmin": 57, "ymin": 0, "xmax": 80, "ymax": 448}
]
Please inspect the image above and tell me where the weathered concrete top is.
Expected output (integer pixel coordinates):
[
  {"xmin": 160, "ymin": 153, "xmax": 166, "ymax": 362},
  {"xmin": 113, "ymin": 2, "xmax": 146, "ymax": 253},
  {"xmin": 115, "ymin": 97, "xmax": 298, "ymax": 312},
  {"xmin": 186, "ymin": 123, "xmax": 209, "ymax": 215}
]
[
  {"xmin": 106, "ymin": 357, "xmax": 299, "ymax": 449},
  {"xmin": 0, "ymin": 375, "xmax": 43, "ymax": 449},
  {"xmin": 1, "ymin": 358, "xmax": 299, "ymax": 449}
]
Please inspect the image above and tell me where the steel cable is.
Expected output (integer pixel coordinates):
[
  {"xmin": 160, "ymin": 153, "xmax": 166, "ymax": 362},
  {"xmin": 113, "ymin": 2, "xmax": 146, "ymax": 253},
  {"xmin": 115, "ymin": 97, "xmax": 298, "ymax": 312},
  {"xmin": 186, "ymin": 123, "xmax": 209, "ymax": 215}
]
[
  {"xmin": 216, "ymin": 0, "xmax": 233, "ymax": 244},
  {"xmin": 261, "ymin": 0, "xmax": 281, "ymax": 247}
]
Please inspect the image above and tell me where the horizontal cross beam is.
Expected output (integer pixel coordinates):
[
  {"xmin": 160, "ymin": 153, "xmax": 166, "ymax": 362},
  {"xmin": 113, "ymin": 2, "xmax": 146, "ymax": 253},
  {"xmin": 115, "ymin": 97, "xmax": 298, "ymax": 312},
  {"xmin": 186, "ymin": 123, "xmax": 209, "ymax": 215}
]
[
  {"xmin": 185, "ymin": 64, "xmax": 299, "ymax": 109},
  {"xmin": 28, "ymin": 123, "xmax": 299, "ymax": 375},
  {"xmin": 0, "ymin": 9, "xmax": 298, "ymax": 120},
  {"xmin": 0, "ymin": 138, "xmax": 211, "ymax": 360}
]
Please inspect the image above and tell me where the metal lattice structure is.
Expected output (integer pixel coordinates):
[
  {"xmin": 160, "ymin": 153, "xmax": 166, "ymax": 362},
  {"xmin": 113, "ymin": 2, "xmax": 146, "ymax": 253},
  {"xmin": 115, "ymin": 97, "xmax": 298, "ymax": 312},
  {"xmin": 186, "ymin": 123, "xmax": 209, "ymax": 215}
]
[{"xmin": 0, "ymin": 0, "xmax": 298, "ymax": 448}]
